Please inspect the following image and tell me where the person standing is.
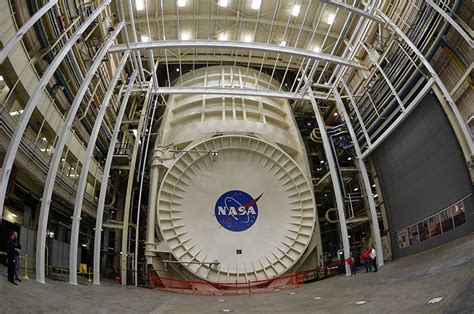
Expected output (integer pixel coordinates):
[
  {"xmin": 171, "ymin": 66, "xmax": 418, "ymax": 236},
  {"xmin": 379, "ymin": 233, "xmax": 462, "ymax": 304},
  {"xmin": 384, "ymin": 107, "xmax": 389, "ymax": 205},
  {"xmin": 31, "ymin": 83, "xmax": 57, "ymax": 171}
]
[
  {"xmin": 361, "ymin": 248, "xmax": 372, "ymax": 273},
  {"xmin": 370, "ymin": 244, "xmax": 378, "ymax": 272},
  {"xmin": 14, "ymin": 240, "xmax": 22, "ymax": 282},
  {"xmin": 346, "ymin": 254, "xmax": 356, "ymax": 276},
  {"xmin": 6, "ymin": 231, "xmax": 18, "ymax": 285}
]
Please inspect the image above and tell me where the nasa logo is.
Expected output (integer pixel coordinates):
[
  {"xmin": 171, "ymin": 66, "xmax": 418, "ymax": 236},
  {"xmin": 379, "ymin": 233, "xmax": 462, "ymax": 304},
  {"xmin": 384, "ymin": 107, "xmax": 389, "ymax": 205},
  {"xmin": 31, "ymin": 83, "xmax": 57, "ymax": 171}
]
[{"xmin": 215, "ymin": 190, "xmax": 263, "ymax": 232}]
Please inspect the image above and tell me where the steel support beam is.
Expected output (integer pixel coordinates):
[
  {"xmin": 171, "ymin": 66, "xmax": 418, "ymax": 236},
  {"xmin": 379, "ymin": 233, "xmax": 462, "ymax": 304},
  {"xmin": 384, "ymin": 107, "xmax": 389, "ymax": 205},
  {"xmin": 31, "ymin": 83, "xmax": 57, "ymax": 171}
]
[
  {"xmin": 93, "ymin": 71, "xmax": 138, "ymax": 285},
  {"xmin": 333, "ymin": 89, "xmax": 384, "ymax": 267},
  {"xmin": 0, "ymin": 0, "xmax": 58, "ymax": 63},
  {"xmin": 307, "ymin": 88, "xmax": 351, "ymax": 276},
  {"xmin": 426, "ymin": 0, "xmax": 474, "ymax": 48},
  {"xmin": 0, "ymin": 0, "xmax": 111, "ymax": 222},
  {"xmin": 360, "ymin": 42, "xmax": 406, "ymax": 113},
  {"xmin": 134, "ymin": 96, "xmax": 158, "ymax": 286},
  {"xmin": 108, "ymin": 40, "xmax": 365, "ymax": 70},
  {"xmin": 320, "ymin": 0, "xmax": 383, "ymax": 23},
  {"xmin": 360, "ymin": 78, "xmax": 435, "ymax": 159},
  {"xmin": 121, "ymin": 85, "xmax": 152, "ymax": 285},
  {"xmin": 376, "ymin": 10, "xmax": 474, "ymax": 156},
  {"xmin": 69, "ymin": 51, "xmax": 130, "ymax": 285},
  {"xmin": 35, "ymin": 23, "xmax": 123, "ymax": 284},
  {"xmin": 340, "ymin": 79, "xmax": 372, "ymax": 148},
  {"xmin": 151, "ymin": 86, "xmax": 311, "ymax": 100}
]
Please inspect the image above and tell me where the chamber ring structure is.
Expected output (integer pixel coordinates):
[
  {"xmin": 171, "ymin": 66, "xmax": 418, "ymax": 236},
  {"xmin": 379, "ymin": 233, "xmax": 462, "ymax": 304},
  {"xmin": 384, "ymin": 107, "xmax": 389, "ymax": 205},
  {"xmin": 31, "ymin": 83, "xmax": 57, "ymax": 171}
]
[{"xmin": 156, "ymin": 135, "xmax": 315, "ymax": 283}]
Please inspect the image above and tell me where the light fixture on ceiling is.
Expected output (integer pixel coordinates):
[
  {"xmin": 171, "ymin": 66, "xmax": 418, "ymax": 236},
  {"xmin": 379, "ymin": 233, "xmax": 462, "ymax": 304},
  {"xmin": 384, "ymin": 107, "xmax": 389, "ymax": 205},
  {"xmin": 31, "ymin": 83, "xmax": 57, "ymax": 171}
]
[
  {"xmin": 219, "ymin": 0, "xmax": 228, "ymax": 7},
  {"xmin": 10, "ymin": 213, "xmax": 17, "ymax": 218},
  {"xmin": 354, "ymin": 187, "xmax": 359, "ymax": 192},
  {"xmin": 280, "ymin": 40, "xmax": 287, "ymax": 46},
  {"xmin": 251, "ymin": 0, "xmax": 261, "ymax": 10},
  {"xmin": 219, "ymin": 32, "xmax": 227, "ymax": 41},
  {"xmin": 176, "ymin": 68, "xmax": 180, "ymax": 72},
  {"xmin": 141, "ymin": 34, "xmax": 150, "ymax": 42},
  {"xmin": 347, "ymin": 156, "xmax": 352, "ymax": 161},
  {"xmin": 244, "ymin": 35, "xmax": 252, "ymax": 42},
  {"xmin": 181, "ymin": 32, "xmax": 191, "ymax": 40},
  {"xmin": 9, "ymin": 110, "xmax": 23, "ymax": 116},
  {"xmin": 292, "ymin": 5, "xmax": 300, "ymax": 16},
  {"xmin": 178, "ymin": 0, "xmax": 185, "ymax": 7},
  {"xmin": 136, "ymin": 0, "xmax": 145, "ymax": 11},
  {"xmin": 313, "ymin": 46, "xmax": 321, "ymax": 53},
  {"xmin": 327, "ymin": 13, "xmax": 335, "ymax": 25},
  {"xmin": 333, "ymin": 112, "xmax": 338, "ymax": 117},
  {"xmin": 372, "ymin": 184, "xmax": 376, "ymax": 188}
]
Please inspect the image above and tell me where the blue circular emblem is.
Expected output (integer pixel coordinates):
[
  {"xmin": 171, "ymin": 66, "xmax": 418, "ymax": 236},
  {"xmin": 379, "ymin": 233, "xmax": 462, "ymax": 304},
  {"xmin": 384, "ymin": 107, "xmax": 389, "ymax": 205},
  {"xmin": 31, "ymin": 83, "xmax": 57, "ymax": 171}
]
[{"xmin": 215, "ymin": 190, "xmax": 262, "ymax": 232}]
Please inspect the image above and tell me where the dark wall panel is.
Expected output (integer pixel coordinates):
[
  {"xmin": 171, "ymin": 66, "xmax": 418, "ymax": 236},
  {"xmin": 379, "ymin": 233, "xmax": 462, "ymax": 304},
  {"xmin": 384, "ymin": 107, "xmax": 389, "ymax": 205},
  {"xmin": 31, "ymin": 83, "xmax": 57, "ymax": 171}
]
[{"xmin": 372, "ymin": 92, "xmax": 474, "ymax": 258}]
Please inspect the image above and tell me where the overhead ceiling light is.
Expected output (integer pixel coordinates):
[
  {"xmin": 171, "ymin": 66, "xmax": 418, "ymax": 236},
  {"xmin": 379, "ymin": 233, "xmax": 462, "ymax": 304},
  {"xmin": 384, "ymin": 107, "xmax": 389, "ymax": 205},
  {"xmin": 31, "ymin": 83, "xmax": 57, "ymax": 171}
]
[
  {"xmin": 372, "ymin": 184, "xmax": 376, "ymax": 188},
  {"xmin": 178, "ymin": 0, "xmax": 185, "ymax": 7},
  {"xmin": 219, "ymin": 32, "xmax": 227, "ymax": 41},
  {"xmin": 9, "ymin": 110, "xmax": 23, "ymax": 116},
  {"xmin": 313, "ymin": 46, "xmax": 321, "ymax": 53},
  {"xmin": 333, "ymin": 112, "xmax": 338, "ymax": 117},
  {"xmin": 244, "ymin": 35, "xmax": 252, "ymax": 42},
  {"xmin": 354, "ymin": 187, "xmax": 359, "ymax": 191},
  {"xmin": 10, "ymin": 213, "xmax": 17, "ymax": 218},
  {"xmin": 347, "ymin": 156, "xmax": 352, "ymax": 161},
  {"xmin": 251, "ymin": 0, "xmax": 261, "ymax": 10},
  {"xmin": 292, "ymin": 5, "xmax": 301, "ymax": 16},
  {"xmin": 141, "ymin": 34, "xmax": 150, "ymax": 42},
  {"xmin": 280, "ymin": 40, "xmax": 287, "ymax": 46},
  {"xmin": 136, "ymin": 0, "xmax": 144, "ymax": 11},
  {"xmin": 219, "ymin": 0, "xmax": 228, "ymax": 7},
  {"xmin": 176, "ymin": 68, "xmax": 180, "ymax": 72},
  {"xmin": 181, "ymin": 32, "xmax": 191, "ymax": 40},
  {"xmin": 327, "ymin": 13, "xmax": 335, "ymax": 25}
]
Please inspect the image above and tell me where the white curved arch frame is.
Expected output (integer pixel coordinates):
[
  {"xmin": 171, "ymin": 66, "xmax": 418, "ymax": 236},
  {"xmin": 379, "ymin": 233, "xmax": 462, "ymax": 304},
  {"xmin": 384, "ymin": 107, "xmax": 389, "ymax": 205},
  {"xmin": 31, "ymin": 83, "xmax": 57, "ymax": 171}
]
[
  {"xmin": 156, "ymin": 135, "xmax": 315, "ymax": 283},
  {"xmin": 93, "ymin": 71, "xmax": 138, "ymax": 285},
  {"xmin": 69, "ymin": 51, "xmax": 130, "ymax": 285},
  {"xmin": 0, "ymin": 0, "xmax": 112, "ymax": 223},
  {"xmin": 35, "ymin": 24, "xmax": 123, "ymax": 284}
]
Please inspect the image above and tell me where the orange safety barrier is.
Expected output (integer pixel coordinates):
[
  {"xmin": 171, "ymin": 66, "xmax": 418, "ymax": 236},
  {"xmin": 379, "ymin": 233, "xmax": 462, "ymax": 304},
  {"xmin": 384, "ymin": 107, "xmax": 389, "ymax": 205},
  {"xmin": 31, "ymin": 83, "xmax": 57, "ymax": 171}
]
[{"xmin": 128, "ymin": 262, "xmax": 344, "ymax": 296}]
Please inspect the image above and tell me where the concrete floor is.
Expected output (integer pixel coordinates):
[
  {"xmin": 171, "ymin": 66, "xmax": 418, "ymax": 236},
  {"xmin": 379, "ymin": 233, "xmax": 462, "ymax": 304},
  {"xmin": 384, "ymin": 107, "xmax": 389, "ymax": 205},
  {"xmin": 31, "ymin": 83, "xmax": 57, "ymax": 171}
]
[{"xmin": 1, "ymin": 234, "xmax": 473, "ymax": 313}]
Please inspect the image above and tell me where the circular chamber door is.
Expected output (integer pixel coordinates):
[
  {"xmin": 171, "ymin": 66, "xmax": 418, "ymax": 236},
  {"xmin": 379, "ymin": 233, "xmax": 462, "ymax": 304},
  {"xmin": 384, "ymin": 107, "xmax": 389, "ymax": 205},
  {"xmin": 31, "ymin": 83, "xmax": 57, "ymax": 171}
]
[{"xmin": 156, "ymin": 135, "xmax": 315, "ymax": 283}]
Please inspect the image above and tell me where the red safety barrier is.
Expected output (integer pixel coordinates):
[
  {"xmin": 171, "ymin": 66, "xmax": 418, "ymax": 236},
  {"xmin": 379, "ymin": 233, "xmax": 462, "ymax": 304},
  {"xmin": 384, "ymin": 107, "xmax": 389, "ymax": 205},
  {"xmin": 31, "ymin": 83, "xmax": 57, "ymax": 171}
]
[{"xmin": 127, "ymin": 261, "xmax": 344, "ymax": 295}]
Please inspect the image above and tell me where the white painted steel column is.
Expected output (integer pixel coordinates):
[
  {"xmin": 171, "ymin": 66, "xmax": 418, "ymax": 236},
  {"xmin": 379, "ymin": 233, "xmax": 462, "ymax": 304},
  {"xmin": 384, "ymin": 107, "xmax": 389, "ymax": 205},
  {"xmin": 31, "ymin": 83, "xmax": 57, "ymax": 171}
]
[
  {"xmin": 0, "ymin": 0, "xmax": 111, "ymax": 222},
  {"xmin": 0, "ymin": 0, "xmax": 58, "ymax": 63},
  {"xmin": 307, "ymin": 89, "xmax": 351, "ymax": 276},
  {"xmin": 426, "ymin": 0, "xmax": 474, "ymax": 48},
  {"xmin": 93, "ymin": 71, "xmax": 138, "ymax": 285},
  {"xmin": 333, "ymin": 89, "xmax": 384, "ymax": 266},
  {"xmin": 121, "ymin": 86, "xmax": 152, "ymax": 285},
  {"xmin": 340, "ymin": 79, "xmax": 372, "ymax": 148},
  {"xmin": 134, "ymin": 97, "xmax": 158, "ymax": 286},
  {"xmin": 376, "ymin": 9, "xmax": 474, "ymax": 156},
  {"xmin": 127, "ymin": 0, "xmax": 147, "ymax": 83},
  {"xmin": 35, "ymin": 24, "xmax": 123, "ymax": 284},
  {"xmin": 69, "ymin": 51, "xmax": 130, "ymax": 285}
]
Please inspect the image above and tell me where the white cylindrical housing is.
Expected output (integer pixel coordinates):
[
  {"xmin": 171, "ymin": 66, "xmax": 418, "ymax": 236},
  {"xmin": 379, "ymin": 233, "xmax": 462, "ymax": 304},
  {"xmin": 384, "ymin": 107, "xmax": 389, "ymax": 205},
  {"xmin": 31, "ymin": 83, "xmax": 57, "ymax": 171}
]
[{"xmin": 150, "ymin": 66, "xmax": 319, "ymax": 283}]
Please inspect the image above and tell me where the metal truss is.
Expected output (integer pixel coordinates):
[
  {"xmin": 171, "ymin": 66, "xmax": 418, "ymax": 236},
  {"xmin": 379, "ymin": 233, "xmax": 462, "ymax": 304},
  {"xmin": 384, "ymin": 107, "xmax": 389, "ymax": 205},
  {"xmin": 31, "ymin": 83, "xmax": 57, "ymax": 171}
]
[
  {"xmin": 150, "ymin": 86, "xmax": 312, "ymax": 100},
  {"xmin": 93, "ymin": 71, "xmax": 138, "ymax": 285},
  {"xmin": 109, "ymin": 40, "xmax": 365, "ymax": 70},
  {"xmin": 0, "ymin": 0, "xmax": 58, "ymax": 63},
  {"xmin": 426, "ymin": 0, "xmax": 473, "ymax": 48},
  {"xmin": 0, "ymin": 0, "xmax": 112, "ymax": 223},
  {"xmin": 36, "ymin": 23, "xmax": 123, "ymax": 284},
  {"xmin": 69, "ymin": 51, "xmax": 130, "ymax": 285}
]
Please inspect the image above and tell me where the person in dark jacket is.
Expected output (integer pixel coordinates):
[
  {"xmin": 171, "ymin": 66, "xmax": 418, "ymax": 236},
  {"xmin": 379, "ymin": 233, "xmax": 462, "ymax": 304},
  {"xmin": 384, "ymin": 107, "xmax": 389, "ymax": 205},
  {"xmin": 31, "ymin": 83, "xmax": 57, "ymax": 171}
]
[
  {"xmin": 6, "ymin": 231, "xmax": 18, "ymax": 285},
  {"xmin": 14, "ymin": 240, "xmax": 22, "ymax": 281}
]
